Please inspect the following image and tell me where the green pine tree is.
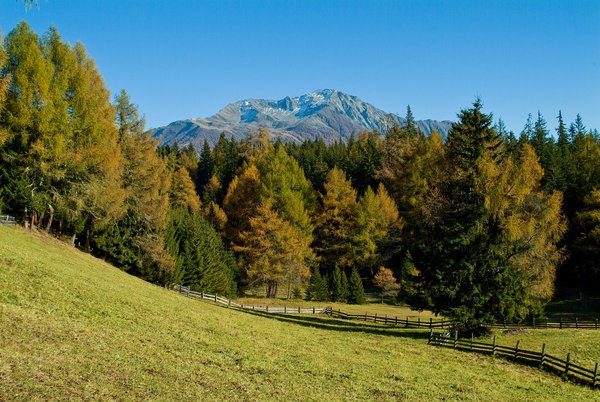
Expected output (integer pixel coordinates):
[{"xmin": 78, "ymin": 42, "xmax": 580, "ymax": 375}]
[
  {"xmin": 329, "ymin": 265, "xmax": 343, "ymax": 302},
  {"xmin": 339, "ymin": 269, "xmax": 350, "ymax": 303},
  {"xmin": 348, "ymin": 268, "xmax": 365, "ymax": 305}
]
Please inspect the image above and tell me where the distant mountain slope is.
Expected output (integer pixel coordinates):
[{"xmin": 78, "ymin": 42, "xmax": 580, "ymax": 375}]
[{"xmin": 151, "ymin": 89, "xmax": 453, "ymax": 149}]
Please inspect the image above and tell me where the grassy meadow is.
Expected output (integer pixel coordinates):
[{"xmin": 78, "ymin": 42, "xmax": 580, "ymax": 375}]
[{"xmin": 0, "ymin": 225, "xmax": 598, "ymax": 401}]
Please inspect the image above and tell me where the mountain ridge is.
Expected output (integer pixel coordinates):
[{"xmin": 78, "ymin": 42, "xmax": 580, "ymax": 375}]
[{"xmin": 151, "ymin": 89, "xmax": 453, "ymax": 149}]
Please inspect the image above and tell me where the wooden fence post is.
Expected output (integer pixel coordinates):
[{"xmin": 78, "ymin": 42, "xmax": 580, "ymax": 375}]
[
  {"xmin": 430, "ymin": 318, "xmax": 433, "ymax": 330},
  {"xmin": 375, "ymin": 313, "xmax": 377, "ymax": 323},
  {"xmin": 266, "ymin": 306, "xmax": 269, "ymax": 312},
  {"xmin": 215, "ymin": 293, "xmax": 218, "ymax": 302},
  {"xmin": 492, "ymin": 336, "xmax": 497, "ymax": 356},
  {"xmin": 593, "ymin": 362, "xmax": 598, "ymax": 387},
  {"xmin": 514, "ymin": 340, "xmax": 520, "ymax": 359},
  {"xmin": 284, "ymin": 306, "xmax": 287, "ymax": 314},
  {"xmin": 471, "ymin": 333, "xmax": 474, "ymax": 350},
  {"xmin": 565, "ymin": 353, "xmax": 571, "ymax": 375},
  {"xmin": 596, "ymin": 318, "xmax": 598, "ymax": 330},
  {"xmin": 405, "ymin": 317, "xmax": 409, "ymax": 327},
  {"xmin": 418, "ymin": 317, "xmax": 421, "ymax": 327},
  {"xmin": 576, "ymin": 317, "xmax": 578, "ymax": 329},
  {"xmin": 228, "ymin": 300, "xmax": 231, "ymax": 308},
  {"xmin": 454, "ymin": 330, "xmax": 458, "ymax": 349},
  {"xmin": 313, "ymin": 307, "xmax": 315, "ymax": 314},
  {"xmin": 532, "ymin": 316, "xmax": 535, "ymax": 329},
  {"xmin": 200, "ymin": 291, "xmax": 203, "ymax": 299},
  {"xmin": 560, "ymin": 316, "xmax": 563, "ymax": 329},
  {"xmin": 395, "ymin": 316, "xmax": 398, "ymax": 326},
  {"xmin": 298, "ymin": 306, "xmax": 301, "ymax": 314},
  {"xmin": 540, "ymin": 344, "xmax": 546, "ymax": 366},
  {"xmin": 546, "ymin": 317, "xmax": 549, "ymax": 328},
  {"xmin": 365, "ymin": 312, "xmax": 367, "ymax": 321}
]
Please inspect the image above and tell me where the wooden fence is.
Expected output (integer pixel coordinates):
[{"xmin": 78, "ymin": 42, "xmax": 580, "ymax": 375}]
[
  {"xmin": 429, "ymin": 331, "xmax": 599, "ymax": 388},
  {"xmin": 325, "ymin": 307, "xmax": 600, "ymax": 331},
  {"xmin": 491, "ymin": 317, "xmax": 600, "ymax": 330},
  {"xmin": 0, "ymin": 215, "xmax": 16, "ymax": 225},
  {"xmin": 176, "ymin": 287, "xmax": 598, "ymax": 388},
  {"xmin": 324, "ymin": 307, "xmax": 453, "ymax": 329},
  {"xmin": 174, "ymin": 285, "xmax": 327, "ymax": 314}
]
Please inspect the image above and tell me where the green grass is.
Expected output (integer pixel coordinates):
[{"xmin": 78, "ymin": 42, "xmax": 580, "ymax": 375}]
[
  {"xmin": 488, "ymin": 329, "xmax": 600, "ymax": 370},
  {"xmin": 1, "ymin": 226, "xmax": 598, "ymax": 400},
  {"xmin": 235, "ymin": 296, "xmax": 438, "ymax": 319}
]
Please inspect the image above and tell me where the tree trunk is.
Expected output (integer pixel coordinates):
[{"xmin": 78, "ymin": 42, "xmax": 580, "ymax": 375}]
[
  {"xmin": 39, "ymin": 210, "xmax": 46, "ymax": 229},
  {"xmin": 45, "ymin": 204, "xmax": 54, "ymax": 232},
  {"xmin": 29, "ymin": 211, "xmax": 36, "ymax": 230}
]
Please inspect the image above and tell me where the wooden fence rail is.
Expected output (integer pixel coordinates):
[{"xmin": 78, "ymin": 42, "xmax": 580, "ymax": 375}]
[
  {"xmin": 176, "ymin": 286, "xmax": 598, "ymax": 389},
  {"xmin": 324, "ymin": 306, "xmax": 453, "ymax": 329},
  {"xmin": 429, "ymin": 331, "xmax": 599, "ymax": 388},
  {"xmin": 324, "ymin": 307, "xmax": 600, "ymax": 331},
  {"xmin": 173, "ymin": 285, "xmax": 327, "ymax": 315},
  {"xmin": 0, "ymin": 215, "xmax": 16, "ymax": 225}
]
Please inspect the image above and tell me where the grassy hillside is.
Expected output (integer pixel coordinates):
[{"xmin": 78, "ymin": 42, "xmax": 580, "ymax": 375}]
[{"xmin": 0, "ymin": 226, "xmax": 597, "ymax": 401}]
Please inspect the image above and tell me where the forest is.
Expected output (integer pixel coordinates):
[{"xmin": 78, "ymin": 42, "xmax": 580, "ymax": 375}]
[{"xmin": 1, "ymin": 23, "xmax": 598, "ymax": 331}]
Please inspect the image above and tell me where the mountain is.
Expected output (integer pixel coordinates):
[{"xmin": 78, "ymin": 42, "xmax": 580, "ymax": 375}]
[{"xmin": 151, "ymin": 89, "xmax": 453, "ymax": 149}]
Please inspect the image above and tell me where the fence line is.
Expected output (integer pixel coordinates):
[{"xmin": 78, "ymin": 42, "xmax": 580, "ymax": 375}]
[
  {"xmin": 0, "ymin": 215, "xmax": 16, "ymax": 225},
  {"xmin": 176, "ymin": 287, "xmax": 598, "ymax": 389},
  {"xmin": 175, "ymin": 287, "xmax": 600, "ymax": 330},
  {"xmin": 324, "ymin": 307, "xmax": 453, "ymax": 329},
  {"xmin": 324, "ymin": 307, "xmax": 600, "ymax": 331},
  {"xmin": 429, "ymin": 331, "xmax": 599, "ymax": 388},
  {"xmin": 173, "ymin": 285, "xmax": 327, "ymax": 315}
]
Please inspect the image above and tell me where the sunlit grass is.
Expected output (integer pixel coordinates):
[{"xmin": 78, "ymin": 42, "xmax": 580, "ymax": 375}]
[
  {"xmin": 1, "ymin": 226, "xmax": 598, "ymax": 400},
  {"xmin": 234, "ymin": 296, "xmax": 438, "ymax": 319}
]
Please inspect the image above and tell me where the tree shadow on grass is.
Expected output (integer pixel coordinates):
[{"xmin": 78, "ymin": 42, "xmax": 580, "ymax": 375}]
[{"xmin": 221, "ymin": 305, "xmax": 431, "ymax": 340}]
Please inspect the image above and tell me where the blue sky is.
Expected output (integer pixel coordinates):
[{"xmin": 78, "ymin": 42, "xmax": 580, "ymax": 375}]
[{"xmin": 1, "ymin": 0, "xmax": 599, "ymax": 133}]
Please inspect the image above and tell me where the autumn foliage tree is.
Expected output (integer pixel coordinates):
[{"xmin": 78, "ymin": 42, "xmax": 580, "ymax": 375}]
[
  {"xmin": 236, "ymin": 200, "xmax": 314, "ymax": 298},
  {"xmin": 373, "ymin": 266, "xmax": 401, "ymax": 303}
]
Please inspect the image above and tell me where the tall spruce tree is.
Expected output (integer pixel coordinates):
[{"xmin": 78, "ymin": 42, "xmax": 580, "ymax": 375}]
[
  {"xmin": 329, "ymin": 265, "xmax": 344, "ymax": 302},
  {"xmin": 417, "ymin": 100, "xmax": 513, "ymax": 331},
  {"xmin": 417, "ymin": 100, "xmax": 565, "ymax": 331},
  {"xmin": 166, "ymin": 208, "xmax": 237, "ymax": 296},
  {"xmin": 348, "ymin": 267, "xmax": 366, "ymax": 305}
]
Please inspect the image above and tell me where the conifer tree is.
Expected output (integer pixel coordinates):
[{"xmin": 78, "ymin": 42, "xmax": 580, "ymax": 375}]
[
  {"xmin": 417, "ymin": 100, "xmax": 565, "ymax": 330},
  {"xmin": 213, "ymin": 133, "xmax": 242, "ymax": 201},
  {"xmin": 348, "ymin": 267, "xmax": 365, "ymax": 304},
  {"xmin": 166, "ymin": 208, "xmax": 237, "ymax": 296},
  {"xmin": 258, "ymin": 144, "xmax": 315, "ymax": 241},
  {"xmin": 354, "ymin": 184, "xmax": 402, "ymax": 274},
  {"xmin": 306, "ymin": 267, "xmax": 329, "ymax": 301},
  {"xmin": 314, "ymin": 167, "xmax": 358, "ymax": 273},
  {"xmin": 95, "ymin": 90, "xmax": 173, "ymax": 280},
  {"xmin": 196, "ymin": 139, "xmax": 215, "ymax": 195},
  {"xmin": 169, "ymin": 166, "xmax": 201, "ymax": 213},
  {"xmin": 572, "ymin": 190, "xmax": 600, "ymax": 291},
  {"xmin": 223, "ymin": 163, "xmax": 262, "ymax": 245},
  {"xmin": 329, "ymin": 265, "xmax": 344, "ymax": 302},
  {"xmin": 236, "ymin": 200, "xmax": 314, "ymax": 298},
  {"xmin": 339, "ymin": 269, "xmax": 350, "ymax": 303}
]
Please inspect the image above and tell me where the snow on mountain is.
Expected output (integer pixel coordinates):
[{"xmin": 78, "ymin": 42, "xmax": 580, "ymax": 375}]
[{"xmin": 151, "ymin": 89, "xmax": 453, "ymax": 150}]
